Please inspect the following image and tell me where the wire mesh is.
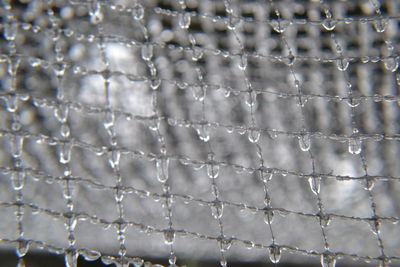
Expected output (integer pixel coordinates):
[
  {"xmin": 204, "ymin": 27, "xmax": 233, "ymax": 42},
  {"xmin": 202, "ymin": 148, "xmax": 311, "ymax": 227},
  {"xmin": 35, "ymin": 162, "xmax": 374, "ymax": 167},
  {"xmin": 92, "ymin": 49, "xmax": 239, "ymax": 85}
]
[{"xmin": 0, "ymin": 0, "xmax": 399, "ymax": 266}]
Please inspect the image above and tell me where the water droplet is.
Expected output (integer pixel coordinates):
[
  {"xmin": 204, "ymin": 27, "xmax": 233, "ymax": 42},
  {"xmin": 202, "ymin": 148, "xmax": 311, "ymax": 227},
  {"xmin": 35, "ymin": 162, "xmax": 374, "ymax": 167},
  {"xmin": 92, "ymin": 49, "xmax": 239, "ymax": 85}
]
[
  {"xmin": 55, "ymin": 105, "xmax": 69, "ymax": 123},
  {"xmin": 346, "ymin": 96, "xmax": 360, "ymax": 107},
  {"xmin": 4, "ymin": 22, "xmax": 17, "ymax": 41},
  {"xmin": 179, "ymin": 12, "xmax": 191, "ymax": 29},
  {"xmin": 320, "ymin": 214, "xmax": 331, "ymax": 227},
  {"xmin": 269, "ymin": 129, "xmax": 278, "ymax": 139},
  {"xmin": 29, "ymin": 57, "xmax": 42, "ymax": 67},
  {"xmin": 131, "ymin": 258, "xmax": 144, "ymax": 267},
  {"xmin": 285, "ymin": 53, "xmax": 296, "ymax": 66},
  {"xmin": 60, "ymin": 124, "xmax": 71, "ymax": 138},
  {"xmin": 238, "ymin": 53, "xmax": 247, "ymax": 70},
  {"xmin": 298, "ymin": 134, "xmax": 311, "ymax": 152},
  {"xmin": 365, "ymin": 178, "xmax": 375, "ymax": 191},
  {"xmin": 337, "ymin": 58, "xmax": 349, "ymax": 71},
  {"xmin": 108, "ymin": 149, "xmax": 121, "ymax": 169},
  {"xmin": 248, "ymin": 127, "xmax": 260, "ymax": 143},
  {"xmin": 60, "ymin": 142, "xmax": 72, "ymax": 164},
  {"xmin": 264, "ymin": 209, "xmax": 274, "ymax": 225},
  {"xmin": 156, "ymin": 157, "xmax": 169, "ymax": 183},
  {"xmin": 322, "ymin": 19, "xmax": 336, "ymax": 31},
  {"xmin": 168, "ymin": 254, "xmax": 177, "ymax": 265},
  {"xmin": 104, "ymin": 110, "xmax": 115, "ymax": 130},
  {"xmin": 89, "ymin": 2, "xmax": 103, "ymax": 24},
  {"xmin": 53, "ymin": 62, "xmax": 67, "ymax": 76},
  {"xmin": 65, "ymin": 248, "xmax": 78, "ymax": 267},
  {"xmin": 308, "ymin": 177, "xmax": 320, "ymax": 195},
  {"xmin": 79, "ymin": 249, "xmax": 101, "ymax": 261},
  {"xmin": 195, "ymin": 123, "xmax": 210, "ymax": 142},
  {"xmin": 163, "ymin": 229, "xmax": 175, "ymax": 245},
  {"xmin": 321, "ymin": 253, "xmax": 336, "ymax": 267},
  {"xmin": 227, "ymin": 16, "xmax": 240, "ymax": 30},
  {"xmin": 271, "ymin": 20, "xmax": 288, "ymax": 33},
  {"xmin": 245, "ymin": 91, "xmax": 256, "ymax": 107},
  {"xmin": 383, "ymin": 57, "xmax": 398, "ymax": 72},
  {"xmin": 373, "ymin": 19, "xmax": 387, "ymax": 33},
  {"xmin": 191, "ymin": 46, "xmax": 203, "ymax": 61},
  {"xmin": 8, "ymin": 57, "xmax": 21, "ymax": 76},
  {"xmin": 17, "ymin": 258, "xmax": 25, "ymax": 267},
  {"xmin": 220, "ymin": 237, "xmax": 232, "ymax": 252},
  {"xmin": 11, "ymin": 170, "xmax": 25, "ymax": 191},
  {"xmin": 348, "ymin": 138, "xmax": 361, "ymax": 155},
  {"xmin": 269, "ymin": 246, "xmax": 281, "ymax": 263},
  {"xmin": 11, "ymin": 135, "xmax": 24, "ymax": 158},
  {"xmin": 6, "ymin": 94, "xmax": 18, "ymax": 112},
  {"xmin": 206, "ymin": 153, "xmax": 219, "ymax": 179},
  {"xmin": 244, "ymin": 241, "xmax": 255, "ymax": 250},
  {"xmin": 16, "ymin": 240, "xmax": 29, "ymax": 257},
  {"xmin": 211, "ymin": 200, "xmax": 224, "ymax": 219},
  {"xmin": 150, "ymin": 78, "xmax": 161, "ymax": 90},
  {"xmin": 132, "ymin": 3, "xmax": 144, "ymax": 20},
  {"xmin": 220, "ymin": 259, "xmax": 228, "ymax": 267},
  {"xmin": 192, "ymin": 85, "xmax": 205, "ymax": 101},
  {"xmin": 141, "ymin": 44, "xmax": 153, "ymax": 61}
]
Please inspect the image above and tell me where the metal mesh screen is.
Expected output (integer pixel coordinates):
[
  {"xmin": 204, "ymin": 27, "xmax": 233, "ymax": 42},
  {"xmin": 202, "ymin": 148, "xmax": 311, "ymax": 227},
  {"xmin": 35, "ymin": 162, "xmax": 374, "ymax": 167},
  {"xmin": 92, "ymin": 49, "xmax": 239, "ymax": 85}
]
[{"xmin": 0, "ymin": 0, "xmax": 400, "ymax": 266}]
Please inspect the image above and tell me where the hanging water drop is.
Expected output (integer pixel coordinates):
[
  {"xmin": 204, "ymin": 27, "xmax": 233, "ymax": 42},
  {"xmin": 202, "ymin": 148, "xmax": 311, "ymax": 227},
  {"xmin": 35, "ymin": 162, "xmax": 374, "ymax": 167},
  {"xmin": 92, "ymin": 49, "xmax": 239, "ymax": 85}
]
[
  {"xmin": 11, "ymin": 171, "xmax": 25, "ymax": 191},
  {"xmin": 55, "ymin": 105, "xmax": 69, "ymax": 123},
  {"xmin": 348, "ymin": 138, "xmax": 361, "ymax": 155},
  {"xmin": 16, "ymin": 240, "xmax": 29, "ymax": 257},
  {"xmin": 104, "ymin": 110, "xmax": 115, "ymax": 130},
  {"xmin": 191, "ymin": 46, "xmax": 203, "ymax": 61},
  {"xmin": 220, "ymin": 259, "xmax": 228, "ymax": 267},
  {"xmin": 248, "ymin": 127, "xmax": 260, "ymax": 143},
  {"xmin": 321, "ymin": 253, "xmax": 336, "ymax": 267},
  {"xmin": 269, "ymin": 246, "xmax": 281, "ymax": 264},
  {"xmin": 320, "ymin": 214, "xmax": 331, "ymax": 227},
  {"xmin": 53, "ymin": 62, "xmax": 67, "ymax": 76},
  {"xmin": 195, "ymin": 123, "xmax": 210, "ymax": 142},
  {"xmin": 141, "ymin": 43, "xmax": 153, "ymax": 61},
  {"xmin": 108, "ymin": 149, "xmax": 121, "ymax": 169},
  {"xmin": 60, "ymin": 142, "xmax": 72, "ymax": 164},
  {"xmin": 4, "ymin": 22, "xmax": 17, "ymax": 41},
  {"xmin": 12, "ymin": 135, "xmax": 24, "ymax": 158},
  {"xmin": 346, "ymin": 96, "xmax": 360, "ymax": 107},
  {"xmin": 132, "ymin": 3, "xmax": 144, "ymax": 20},
  {"xmin": 271, "ymin": 20, "xmax": 287, "ymax": 33},
  {"xmin": 322, "ymin": 19, "xmax": 336, "ymax": 31},
  {"xmin": 211, "ymin": 200, "xmax": 224, "ymax": 219},
  {"xmin": 192, "ymin": 85, "xmax": 205, "ymax": 102},
  {"xmin": 6, "ymin": 94, "xmax": 18, "ymax": 112},
  {"xmin": 89, "ymin": 2, "xmax": 103, "ymax": 24},
  {"xmin": 337, "ymin": 58, "xmax": 349, "ymax": 71},
  {"xmin": 206, "ymin": 153, "xmax": 220, "ymax": 179},
  {"xmin": 383, "ymin": 57, "xmax": 398, "ymax": 72},
  {"xmin": 17, "ymin": 258, "xmax": 25, "ymax": 267},
  {"xmin": 263, "ymin": 209, "xmax": 274, "ymax": 225},
  {"xmin": 163, "ymin": 229, "xmax": 175, "ymax": 245},
  {"xmin": 238, "ymin": 53, "xmax": 247, "ymax": 70},
  {"xmin": 60, "ymin": 124, "xmax": 71, "ymax": 138},
  {"xmin": 156, "ymin": 157, "xmax": 169, "ymax": 183},
  {"xmin": 65, "ymin": 248, "xmax": 78, "ymax": 267},
  {"xmin": 286, "ymin": 53, "xmax": 296, "ymax": 66},
  {"xmin": 227, "ymin": 16, "xmax": 240, "ymax": 30},
  {"xmin": 298, "ymin": 134, "xmax": 311, "ymax": 152},
  {"xmin": 179, "ymin": 12, "xmax": 191, "ymax": 29},
  {"xmin": 79, "ymin": 249, "xmax": 101, "ymax": 261},
  {"xmin": 220, "ymin": 237, "xmax": 232, "ymax": 252},
  {"xmin": 373, "ymin": 19, "xmax": 387, "ymax": 33},
  {"xmin": 365, "ymin": 178, "xmax": 375, "ymax": 191},
  {"xmin": 169, "ymin": 254, "xmax": 177, "ymax": 265},
  {"xmin": 245, "ymin": 91, "xmax": 256, "ymax": 107},
  {"xmin": 308, "ymin": 177, "xmax": 320, "ymax": 195}
]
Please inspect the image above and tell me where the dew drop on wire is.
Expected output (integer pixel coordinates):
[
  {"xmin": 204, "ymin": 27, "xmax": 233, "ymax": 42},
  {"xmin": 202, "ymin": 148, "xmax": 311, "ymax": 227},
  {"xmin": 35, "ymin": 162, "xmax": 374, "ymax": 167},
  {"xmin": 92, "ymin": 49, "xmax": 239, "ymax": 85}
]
[
  {"xmin": 60, "ymin": 124, "xmax": 70, "ymax": 138},
  {"xmin": 191, "ymin": 46, "xmax": 203, "ymax": 61},
  {"xmin": 89, "ymin": 3, "xmax": 103, "ymax": 24},
  {"xmin": 336, "ymin": 58, "xmax": 349, "ymax": 71},
  {"xmin": 163, "ymin": 229, "xmax": 175, "ymax": 245},
  {"xmin": 108, "ymin": 149, "xmax": 121, "ymax": 169},
  {"xmin": 12, "ymin": 135, "xmax": 24, "ymax": 158},
  {"xmin": 298, "ymin": 134, "xmax": 311, "ymax": 152},
  {"xmin": 192, "ymin": 85, "xmax": 205, "ymax": 102},
  {"xmin": 308, "ymin": 177, "xmax": 320, "ymax": 195},
  {"xmin": 59, "ymin": 142, "xmax": 72, "ymax": 164},
  {"xmin": 348, "ymin": 138, "xmax": 361, "ymax": 155},
  {"xmin": 11, "ymin": 171, "xmax": 25, "ymax": 191},
  {"xmin": 268, "ymin": 246, "xmax": 281, "ymax": 264},
  {"xmin": 238, "ymin": 53, "xmax": 247, "ymax": 70},
  {"xmin": 141, "ymin": 43, "xmax": 153, "ymax": 61},
  {"xmin": 373, "ymin": 19, "xmax": 387, "ymax": 33},
  {"xmin": 179, "ymin": 12, "xmax": 191, "ymax": 29},
  {"xmin": 206, "ymin": 153, "xmax": 219, "ymax": 179},
  {"xmin": 321, "ymin": 253, "xmax": 336, "ymax": 267},
  {"xmin": 248, "ymin": 127, "xmax": 260, "ymax": 143},
  {"xmin": 195, "ymin": 124, "xmax": 210, "ymax": 142},
  {"xmin": 132, "ymin": 3, "xmax": 144, "ymax": 20},
  {"xmin": 65, "ymin": 249, "xmax": 78, "ymax": 267},
  {"xmin": 211, "ymin": 200, "xmax": 224, "ymax": 219},
  {"xmin": 320, "ymin": 214, "xmax": 331, "ymax": 228},
  {"xmin": 322, "ymin": 19, "xmax": 336, "ymax": 31},
  {"xmin": 263, "ymin": 209, "xmax": 274, "ymax": 225},
  {"xmin": 245, "ymin": 91, "xmax": 256, "ymax": 107},
  {"xmin": 79, "ymin": 249, "xmax": 101, "ymax": 262},
  {"xmin": 16, "ymin": 240, "xmax": 29, "ymax": 257},
  {"xmin": 383, "ymin": 57, "xmax": 398, "ymax": 72},
  {"xmin": 156, "ymin": 157, "xmax": 169, "ymax": 183}
]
